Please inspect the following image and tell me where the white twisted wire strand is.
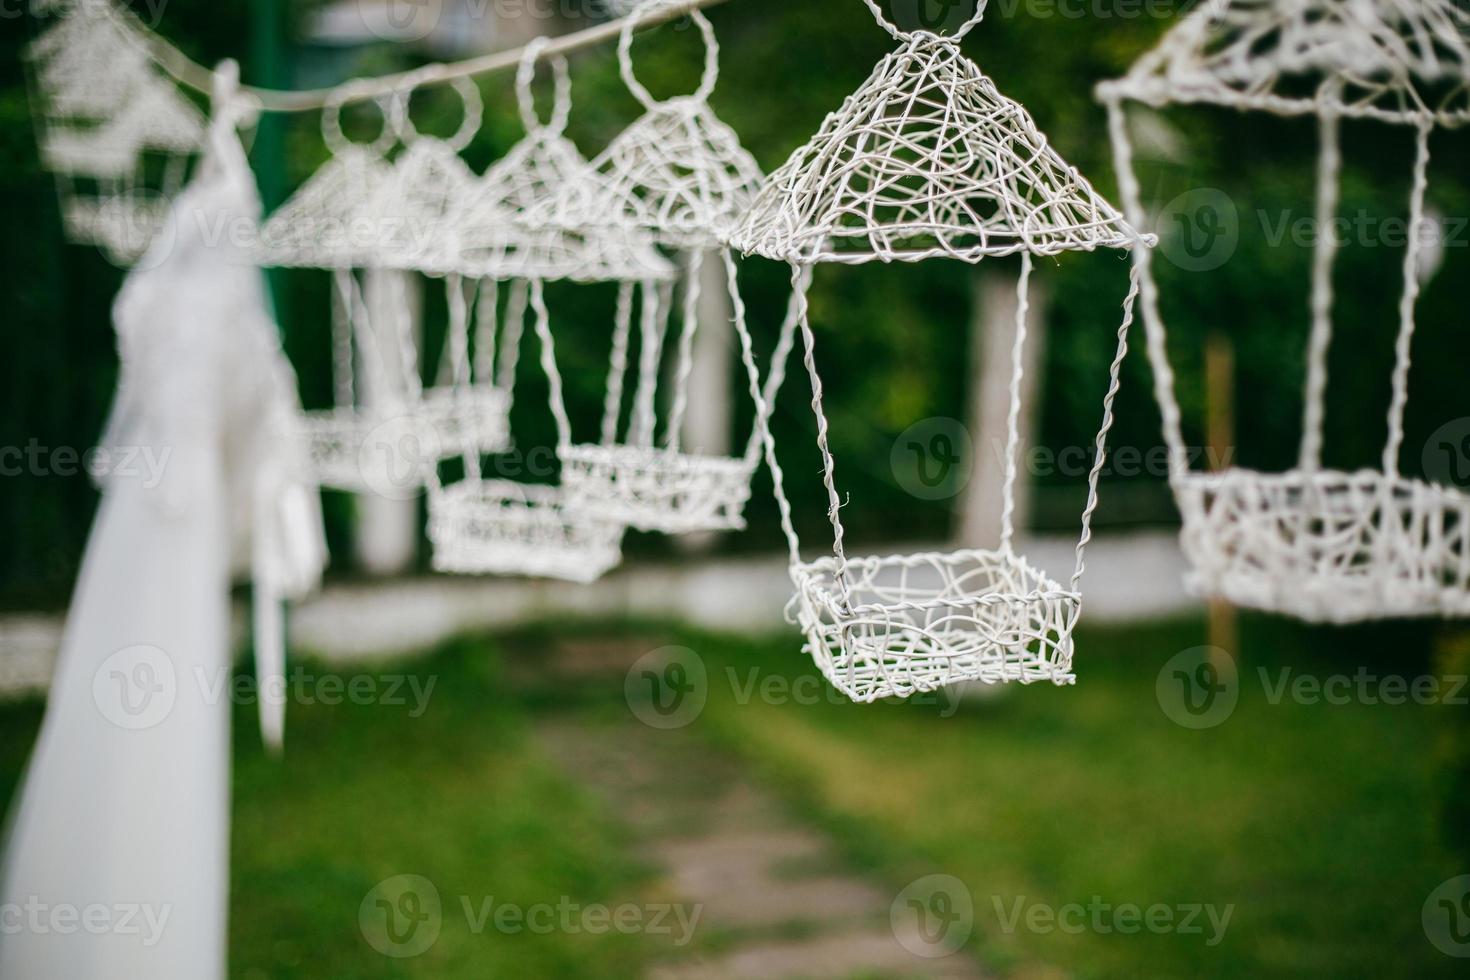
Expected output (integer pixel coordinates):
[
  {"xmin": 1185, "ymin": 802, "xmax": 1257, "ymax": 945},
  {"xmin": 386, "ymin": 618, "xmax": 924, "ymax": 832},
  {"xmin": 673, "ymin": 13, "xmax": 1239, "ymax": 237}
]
[
  {"xmin": 432, "ymin": 273, "xmax": 472, "ymax": 389},
  {"xmin": 740, "ymin": 266, "xmax": 807, "ymax": 472},
  {"xmin": 528, "ymin": 279, "xmax": 573, "ymax": 450},
  {"xmin": 630, "ymin": 281, "xmax": 670, "ymax": 449},
  {"xmin": 1103, "ymin": 96, "xmax": 1191, "ymax": 487},
  {"xmin": 861, "ymin": 0, "xmax": 989, "ymax": 41},
  {"xmin": 791, "ymin": 260, "xmax": 852, "ymax": 608},
  {"xmin": 300, "ymin": 268, "xmax": 437, "ymax": 492},
  {"xmin": 601, "ymin": 282, "xmax": 637, "ymax": 446},
  {"xmin": 1298, "ymin": 107, "xmax": 1343, "ymax": 474},
  {"xmin": 664, "ymin": 251, "xmax": 705, "ymax": 450},
  {"xmin": 1382, "ymin": 121, "xmax": 1433, "ymax": 476},
  {"xmin": 1098, "ymin": 0, "xmax": 1470, "ymax": 128},
  {"xmin": 496, "ymin": 280, "xmax": 530, "ymax": 408},
  {"xmin": 619, "ymin": 0, "xmax": 721, "ymax": 109},
  {"xmin": 726, "ymin": 252, "xmax": 806, "ymax": 567},
  {"xmin": 1073, "ymin": 265, "xmax": 1141, "ymax": 593},
  {"xmin": 998, "ymin": 254, "xmax": 1033, "ymax": 553}
]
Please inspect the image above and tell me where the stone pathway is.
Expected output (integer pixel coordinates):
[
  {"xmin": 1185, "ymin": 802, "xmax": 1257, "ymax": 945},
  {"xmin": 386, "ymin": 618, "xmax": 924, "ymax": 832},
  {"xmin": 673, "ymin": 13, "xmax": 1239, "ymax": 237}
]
[{"xmin": 530, "ymin": 637, "xmax": 985, "ymax": 979}]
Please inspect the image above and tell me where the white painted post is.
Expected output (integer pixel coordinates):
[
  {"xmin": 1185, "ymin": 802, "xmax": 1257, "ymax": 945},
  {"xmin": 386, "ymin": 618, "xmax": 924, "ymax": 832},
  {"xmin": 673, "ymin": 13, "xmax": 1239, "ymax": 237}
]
[
  {"xmin": 958, "ymin": 266, "xmax": 1048, "ymax": 550},
  {"xmin": 356, "ymin": 269, "xmax": 423, "ymax": 576},
  {"xmin": 677, "ymin": 251, "xmax": 735, "ymax": 551}
]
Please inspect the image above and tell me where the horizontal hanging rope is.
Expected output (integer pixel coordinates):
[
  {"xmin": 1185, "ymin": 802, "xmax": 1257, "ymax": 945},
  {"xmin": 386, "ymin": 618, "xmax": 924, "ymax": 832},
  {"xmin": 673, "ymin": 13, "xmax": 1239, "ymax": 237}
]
[{"xmin": 120, "ymin": 0, "xmax": 734, "ymax": 114}]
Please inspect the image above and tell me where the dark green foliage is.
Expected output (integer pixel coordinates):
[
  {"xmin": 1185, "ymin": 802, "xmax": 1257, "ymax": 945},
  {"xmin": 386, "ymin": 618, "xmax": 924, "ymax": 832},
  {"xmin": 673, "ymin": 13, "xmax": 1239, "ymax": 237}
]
[{"xmin": 4, "ymin": 1, "xmax": 1467, "ymax": 600}]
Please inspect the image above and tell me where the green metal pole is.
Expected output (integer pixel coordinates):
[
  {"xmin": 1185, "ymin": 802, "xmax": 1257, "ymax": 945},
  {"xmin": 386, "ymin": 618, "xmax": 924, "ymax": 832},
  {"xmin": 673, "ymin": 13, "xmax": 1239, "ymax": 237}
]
[{"xmin": 249, "ymin": 0, "xmax": 289, "ymax": 211}]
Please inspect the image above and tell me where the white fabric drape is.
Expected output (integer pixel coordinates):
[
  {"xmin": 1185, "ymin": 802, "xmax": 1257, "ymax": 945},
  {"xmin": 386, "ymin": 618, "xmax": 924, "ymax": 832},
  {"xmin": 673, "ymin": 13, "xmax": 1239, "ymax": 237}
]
[{"xmin": 0, "ymin": 64, "xmax": 325, "ymax": 978}]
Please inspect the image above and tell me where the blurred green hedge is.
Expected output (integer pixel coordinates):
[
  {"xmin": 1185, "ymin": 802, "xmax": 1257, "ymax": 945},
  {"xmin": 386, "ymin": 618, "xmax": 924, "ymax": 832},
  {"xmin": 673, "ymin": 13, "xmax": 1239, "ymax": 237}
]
[{"xmin": 3, "ymin": 0, "xmax": 1468, "ymax": 605}]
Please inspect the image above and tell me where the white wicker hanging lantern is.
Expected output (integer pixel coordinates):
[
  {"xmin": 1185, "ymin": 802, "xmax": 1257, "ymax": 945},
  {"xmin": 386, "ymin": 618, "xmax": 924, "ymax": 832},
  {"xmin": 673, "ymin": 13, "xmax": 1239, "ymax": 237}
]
[
  {"xmin": 259, "ymin": 84, "xmax": 424, "ymax": 493},
  {"xmin": 725, "ymin": 0, "xmax": 1153, "ymax": 702},
  {"xmin": 366, "ymin": 73, "xmax": 515, "ymax": 464},
  {"xmin": 258, "ymin": 77, "xmax": 509, "ymax": 494},
  {"xmin": 1098, "ymin": 0, "xmax": 1470, "ymax": 623},
  {"xmin": 427, "ymin": 40, "xmax": 674, "ymax": 583},
  {"xmin": 26, "ymin": 1, "xmax": 205, "ymax": 264},
  {"xmin": 545, "ymin": 0, "xmax": 777, "ymax": 536}
]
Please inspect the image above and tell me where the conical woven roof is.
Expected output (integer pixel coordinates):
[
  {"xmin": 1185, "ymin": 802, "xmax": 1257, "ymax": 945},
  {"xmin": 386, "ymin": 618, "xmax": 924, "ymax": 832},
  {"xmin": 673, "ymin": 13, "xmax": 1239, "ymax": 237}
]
[
  {"xmin": 28, "ymin": 2, "xmax": 191, "ymax": 125},
  {"xmin": 454, "ymin": 129, "xmax": 675, "ymax": 283},
  {"xmin": 554, "ymin": 100, "xmax": 764, "ymax": 250},
  {"xmin": 257, "ymin": 147, "xmax": 392, "ymax": 269},
  {"xmin": 1101, "ymin": 0, "xmax": 1470, "ymax": 125},
  {"xmin": 369, "ymin": 139, "xmax": 480, "ymax": 274},
  {"xmin": 727, "ymin": 33, "xmax": 1137, "ymax": 265}
]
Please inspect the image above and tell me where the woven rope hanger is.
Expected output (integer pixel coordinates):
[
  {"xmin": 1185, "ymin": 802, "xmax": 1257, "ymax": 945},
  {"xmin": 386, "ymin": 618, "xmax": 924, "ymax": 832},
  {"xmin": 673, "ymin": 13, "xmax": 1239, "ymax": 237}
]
[
  {"xmin": 428, "ymin": 40, "xmax": 652, "ymax": 584},
  {"xmin": 1099, "ymin": 0, "xmax": 1470, "ymax": 624},
  {"xmin": 726, "ymin": 0, "xmax": 1151, "ymax": 702},
  {"xmin": 546, "ymin": 0, "xmax": 784, "ymax": 537}
]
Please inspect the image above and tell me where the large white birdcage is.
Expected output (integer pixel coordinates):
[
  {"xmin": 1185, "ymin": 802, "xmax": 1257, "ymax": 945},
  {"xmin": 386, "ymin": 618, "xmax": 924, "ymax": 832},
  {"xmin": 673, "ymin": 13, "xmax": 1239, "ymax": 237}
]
[
  {"xmin": 427, "ymin": 39, "xmax": 674, "ymax": 583},
  {"xmin": 1098, "ymin": 0, "xmax": 1470, "ymax": 622},
  {"xmin": 541, "ymin": 1, "xmax": 778, "ymax": 536},
  {"xmin": 725, "ymin": 0, "xmax": 1153, "ymax": 702},
  {"xmin": 258, "ymin": 77, "xmax": 510, "ymax": 494},
  {"xmin": 26, "ymin": 0, "xmax": 204, "ymax": 264}
]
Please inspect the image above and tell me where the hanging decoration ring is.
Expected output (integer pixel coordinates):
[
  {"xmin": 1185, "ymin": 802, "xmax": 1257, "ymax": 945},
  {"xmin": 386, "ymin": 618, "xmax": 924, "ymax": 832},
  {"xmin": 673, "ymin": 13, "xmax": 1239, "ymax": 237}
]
[
  {"xmin": 517, "ymin": 36, "xmax": 573, "ymax": 136},
  {"xmin": 321, "ymin": 81, "xmax": 397, "ymax": 157},
  {"xmin": 619, "ymin": 2, "xmax": 720, "ymax": 110},
  {"xmin": 862, "ymin": 0, "xmax": 988, "ymax": 42},
  {"xmin": 390, "ymin": 73, "xmax": 484, "ymax": 153}
]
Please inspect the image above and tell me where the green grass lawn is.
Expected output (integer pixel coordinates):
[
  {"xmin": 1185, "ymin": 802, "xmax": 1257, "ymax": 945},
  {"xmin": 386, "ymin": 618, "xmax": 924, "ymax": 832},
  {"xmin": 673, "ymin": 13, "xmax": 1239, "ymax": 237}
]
[
  {"xmin": 686, "ymin": 618, "xmax": 1467, "ymax": 980},
  {"xmin": 0, "ymin": 616, "xmax": 1464, "ymax": 979},
  {"xmin": 0, "ymin": 639, "xmax": 662, "ymax": 980}
]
